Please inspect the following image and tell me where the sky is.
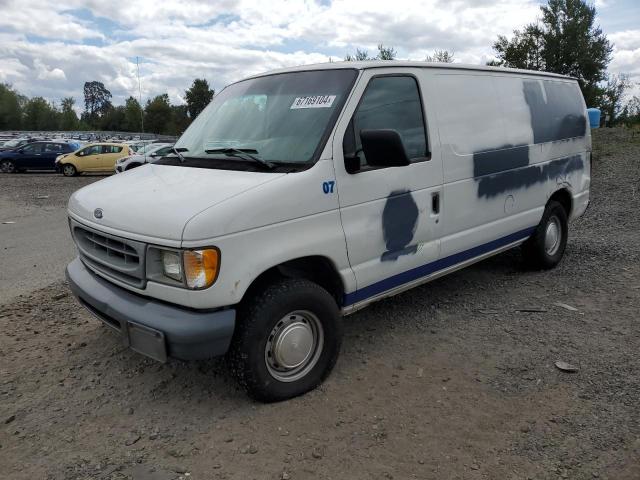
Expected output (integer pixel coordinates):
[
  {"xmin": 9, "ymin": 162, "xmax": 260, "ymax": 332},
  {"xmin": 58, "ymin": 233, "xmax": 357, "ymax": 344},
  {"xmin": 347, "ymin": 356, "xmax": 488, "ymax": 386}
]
[{"xmin": 0, "ymin": 0, "xmax": 638, "ymax": 113}]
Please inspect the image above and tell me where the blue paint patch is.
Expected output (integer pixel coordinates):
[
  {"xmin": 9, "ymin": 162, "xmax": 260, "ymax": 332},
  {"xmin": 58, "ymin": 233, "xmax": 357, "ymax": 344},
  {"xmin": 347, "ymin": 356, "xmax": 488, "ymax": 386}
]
[
  {"xmin": 523, "ymin": 80, "xmax": 587, "ymax": 143},
  {"xmin": 344, "ymin": 226, "xmax": 535, "ymax": 306},
  {"xmin": 473, "ymin": 144, "xmax": 530, "ymax": 178},
  {"xmin": 477, "ymin": 155, "xmax": 584, "ymax": 199},
  {"xmin": 381, "ymin": 190, "xmax": 419, "ymax": 262}
]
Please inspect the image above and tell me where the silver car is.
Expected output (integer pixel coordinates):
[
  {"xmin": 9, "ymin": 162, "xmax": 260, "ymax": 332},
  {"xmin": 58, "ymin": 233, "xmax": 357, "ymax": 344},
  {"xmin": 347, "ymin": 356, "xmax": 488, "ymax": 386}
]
[{"xmin": 114, "ymin": 143, "xmax": 174, "ymax": 173}]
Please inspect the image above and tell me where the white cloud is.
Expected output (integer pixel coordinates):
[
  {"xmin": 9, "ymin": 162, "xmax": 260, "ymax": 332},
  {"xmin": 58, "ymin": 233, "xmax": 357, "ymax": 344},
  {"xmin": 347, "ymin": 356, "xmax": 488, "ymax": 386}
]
[
  {"xmin": 0, "ymin": 0, "xmax": 638, "ymax": 111},
  {"xmin": 609, "ymin": 29, "xmax": 640, "ymax": 100}
]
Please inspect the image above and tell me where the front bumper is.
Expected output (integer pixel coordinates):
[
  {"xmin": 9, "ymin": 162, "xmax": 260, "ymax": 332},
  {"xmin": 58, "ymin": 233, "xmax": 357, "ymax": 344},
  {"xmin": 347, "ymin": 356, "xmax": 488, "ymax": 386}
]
[{"xmin": 66, "ymin": 257, "xmax": 235, "ymax": 361}]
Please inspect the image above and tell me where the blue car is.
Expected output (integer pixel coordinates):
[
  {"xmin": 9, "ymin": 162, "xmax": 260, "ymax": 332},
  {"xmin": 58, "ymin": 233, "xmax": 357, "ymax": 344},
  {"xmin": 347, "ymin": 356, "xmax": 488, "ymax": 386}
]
[{"xmin": 0, "ymin": 141, "xmax": 80, "ymax": 173}]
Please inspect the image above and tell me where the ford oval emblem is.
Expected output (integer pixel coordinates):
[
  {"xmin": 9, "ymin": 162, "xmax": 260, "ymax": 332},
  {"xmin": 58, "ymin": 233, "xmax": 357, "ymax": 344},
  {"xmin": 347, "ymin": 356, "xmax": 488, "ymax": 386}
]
[{"xmin": 94, "ymin": 208, "xmax": 103, "ymax": 219}]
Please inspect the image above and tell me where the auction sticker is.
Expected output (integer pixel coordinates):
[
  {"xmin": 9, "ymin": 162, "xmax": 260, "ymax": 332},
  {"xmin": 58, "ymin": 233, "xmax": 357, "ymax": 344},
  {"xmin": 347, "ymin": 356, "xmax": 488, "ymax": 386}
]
[{"xmin": 290, "ymin": 95, "xmax": 336, "ymax": 109}]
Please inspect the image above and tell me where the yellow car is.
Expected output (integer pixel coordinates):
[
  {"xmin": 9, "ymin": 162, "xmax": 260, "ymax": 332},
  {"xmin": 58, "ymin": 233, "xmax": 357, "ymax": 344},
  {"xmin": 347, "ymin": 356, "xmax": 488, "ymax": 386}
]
[{"xmin": 57, "ymin": 143, "xmax": 133, "ymax": 177}]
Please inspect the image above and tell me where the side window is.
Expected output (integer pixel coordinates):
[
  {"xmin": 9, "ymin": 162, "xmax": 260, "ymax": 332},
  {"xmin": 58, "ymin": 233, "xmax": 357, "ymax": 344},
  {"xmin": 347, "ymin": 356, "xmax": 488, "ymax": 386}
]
[
  {"xmin": 102, "ymin": 145, "xmax": 123, "ymax": 154},
  {"xmin": 21, "ymin": 144, "xmax": 35, "ymax": 153},
  {"xmin": 80, "ymin": 145, "xmax": 101, "ymax": 156},
  {"xmin": 343, "ymin": 76, "xmax": 428, "ymax": 170},
  {"xmin": 29, "ymin": 143, "xmax": 45, "ymax": 153},
  {"xmin": 45, "ymin": 143, "xmax": 62, "ymax": 152}
]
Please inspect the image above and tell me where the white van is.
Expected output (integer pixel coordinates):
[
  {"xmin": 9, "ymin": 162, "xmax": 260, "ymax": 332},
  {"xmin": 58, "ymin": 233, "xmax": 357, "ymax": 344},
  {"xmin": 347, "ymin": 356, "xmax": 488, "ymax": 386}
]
[{"xmin": 66, "ymin": 61, "xmax": 591, "ymax": 401}]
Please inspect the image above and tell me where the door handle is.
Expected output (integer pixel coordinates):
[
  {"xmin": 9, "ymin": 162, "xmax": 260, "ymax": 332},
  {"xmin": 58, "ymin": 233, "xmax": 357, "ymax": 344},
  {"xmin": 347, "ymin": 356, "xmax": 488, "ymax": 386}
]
[{"xmin": 431, "ymin": 192, "xmax": 440, "ymax": 214}]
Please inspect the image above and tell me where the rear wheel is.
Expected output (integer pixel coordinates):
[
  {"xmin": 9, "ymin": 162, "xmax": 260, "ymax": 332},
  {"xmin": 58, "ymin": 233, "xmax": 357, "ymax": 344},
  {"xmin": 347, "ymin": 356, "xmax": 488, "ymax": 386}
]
[
  {"xmin": 0, "ymin": 160, "xmax": 16, "ymax": 173},
  {"xmin": 522, "ymin": 200, "xmax": 568, "ymax": 269},
  {"xmin": 62, "ymin": 164, "xmax": 77, "ymax": 177},
  {"xmin": 228, "ymin": 278, "xmax": 342, "ymax": 402}
]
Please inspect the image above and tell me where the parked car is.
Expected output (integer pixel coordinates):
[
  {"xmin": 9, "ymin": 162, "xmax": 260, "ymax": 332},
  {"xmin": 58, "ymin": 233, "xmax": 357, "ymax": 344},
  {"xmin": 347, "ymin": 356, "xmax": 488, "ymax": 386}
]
[
  {"xmin": 56, "ymin": 142, "xmax": 133, "ymax": 176},
  {"xmin": 128, "ymin": 140, "xmax": 156, "ymax": 152},
  {"xmin": 65, "ymin": 61, "xmax": 591, "ymax": 402},
  {"xmin": 0, "ymin": 141, "xmax": 81, "ymax": 173},
  {"xmin": 115, "ymin": 143, "xmax": 174, "ymax": 173},
  {"xmin": 0, "ymin": 137, "xmax": 38, "ymax": 152}
]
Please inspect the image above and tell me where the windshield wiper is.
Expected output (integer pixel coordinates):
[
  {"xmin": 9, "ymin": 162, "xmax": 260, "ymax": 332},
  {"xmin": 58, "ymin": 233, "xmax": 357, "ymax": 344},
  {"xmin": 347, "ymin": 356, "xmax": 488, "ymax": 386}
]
[
  {"xmin": 172, "ymin": 147, "xmax": 188, "ymax": 163},
  {"xmin": 204, "ymin": 147, "xmax": 275, "ymax": 170}
]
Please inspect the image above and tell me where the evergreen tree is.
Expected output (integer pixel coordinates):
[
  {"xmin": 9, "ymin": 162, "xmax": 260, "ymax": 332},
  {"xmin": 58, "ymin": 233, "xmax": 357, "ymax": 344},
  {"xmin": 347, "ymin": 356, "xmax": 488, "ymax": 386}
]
[
  {"xmin": 185, "ymin": 79, "xmax": 214, "ymax": 119},
  {"xmin": 0, "ymin": 84, "xmax": 22, "ymax": 129},
  {"xmin": 491, "ymin": 0, "xmax": 613, "ymax": 107},
  {"xmin": 59, "ymin": 97, "xmax": 79, "ymax": 130}
]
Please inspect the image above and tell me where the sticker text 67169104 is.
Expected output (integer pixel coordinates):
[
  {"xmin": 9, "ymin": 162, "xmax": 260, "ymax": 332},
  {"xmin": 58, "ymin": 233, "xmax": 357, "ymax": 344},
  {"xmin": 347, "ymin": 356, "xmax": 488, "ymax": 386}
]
[{"xmin": 290, "ymin": 95, "xmax": 336, "ymax": 109}]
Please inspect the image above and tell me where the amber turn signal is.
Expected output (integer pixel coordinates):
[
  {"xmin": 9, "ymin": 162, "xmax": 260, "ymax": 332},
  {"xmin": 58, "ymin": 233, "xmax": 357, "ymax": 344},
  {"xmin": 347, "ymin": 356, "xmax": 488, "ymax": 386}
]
[{"xmin": 183, "ymin": 249, "xmax": 220, "ymax": 289}]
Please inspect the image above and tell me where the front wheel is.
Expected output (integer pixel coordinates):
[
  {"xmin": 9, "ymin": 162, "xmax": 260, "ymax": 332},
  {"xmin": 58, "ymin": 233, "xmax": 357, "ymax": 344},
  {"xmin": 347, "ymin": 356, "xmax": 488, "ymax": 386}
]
[
  {"xmin": 522, "ymin": 200, "xmax": 568, "ymax": 269},
  {"xmin": 228, "ymin": 278, "xmax": 342, "ymax": 402},
  {"xmin": 0, "ymin": 160, "xmax": 16, "ymax": 173},
  {"xmin": 62, "ymin": 164, "xmax": 77, "ymax": 177}
]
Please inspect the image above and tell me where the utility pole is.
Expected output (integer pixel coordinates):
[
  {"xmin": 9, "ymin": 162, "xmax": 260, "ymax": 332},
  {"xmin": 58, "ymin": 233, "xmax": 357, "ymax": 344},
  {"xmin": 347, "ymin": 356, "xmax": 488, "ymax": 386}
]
[{"xmin": 136, "ymin": 56, "xmax": 144, "ymax": 135}]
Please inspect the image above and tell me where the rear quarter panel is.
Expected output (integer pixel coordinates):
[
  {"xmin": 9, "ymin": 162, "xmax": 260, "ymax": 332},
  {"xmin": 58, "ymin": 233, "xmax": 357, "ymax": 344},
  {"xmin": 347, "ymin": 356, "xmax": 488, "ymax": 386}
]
[{"xmin": 430, "ymin": 71, "xmax": 589, "ymax": 258}]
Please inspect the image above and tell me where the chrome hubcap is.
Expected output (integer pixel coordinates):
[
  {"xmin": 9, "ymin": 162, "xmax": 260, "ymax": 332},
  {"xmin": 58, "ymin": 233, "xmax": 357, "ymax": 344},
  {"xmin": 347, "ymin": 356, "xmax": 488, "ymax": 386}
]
[
  {"xmin": 63, "ymin": 165, "xmax": 74, "ymax": 175},
  {"xmin": 265, "ymin": 310, "xmax": 323, "ymax": 382},
  {"xmin": 544, "ymin": 216, "xmax": 561, "ymax": 255}
]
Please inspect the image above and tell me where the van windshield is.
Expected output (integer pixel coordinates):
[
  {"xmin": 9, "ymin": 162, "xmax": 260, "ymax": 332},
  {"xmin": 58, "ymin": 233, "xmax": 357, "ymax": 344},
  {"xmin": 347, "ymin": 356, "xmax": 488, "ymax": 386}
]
[{"xmin": 171, "ymin": 69, "xmax": 358, "ymax": 167}]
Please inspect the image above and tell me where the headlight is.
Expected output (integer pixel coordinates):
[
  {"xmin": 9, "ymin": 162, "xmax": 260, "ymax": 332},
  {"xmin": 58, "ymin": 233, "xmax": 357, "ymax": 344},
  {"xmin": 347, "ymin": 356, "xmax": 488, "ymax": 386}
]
[
  {"xmin": 161, "ymin": 250, "xmax": 182, "ymax": 281},
  {"xmin": 149, "ymin": 247, "xmax": 220, "ymax": 289}
]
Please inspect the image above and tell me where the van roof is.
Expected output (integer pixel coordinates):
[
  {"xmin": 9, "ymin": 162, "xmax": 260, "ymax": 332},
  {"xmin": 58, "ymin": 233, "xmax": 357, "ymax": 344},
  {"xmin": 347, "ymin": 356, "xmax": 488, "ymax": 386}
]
[{"xmin": 241, "ymin": 60, "xmax": 575, "ymax": 82}]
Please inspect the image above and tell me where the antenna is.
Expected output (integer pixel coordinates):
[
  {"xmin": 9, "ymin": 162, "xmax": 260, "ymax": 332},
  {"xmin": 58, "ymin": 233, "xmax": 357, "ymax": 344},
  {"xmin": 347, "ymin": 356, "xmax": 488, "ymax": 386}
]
[{"xmin": 136, "ymin": 56, "xmax": 146, "ymax": 163}]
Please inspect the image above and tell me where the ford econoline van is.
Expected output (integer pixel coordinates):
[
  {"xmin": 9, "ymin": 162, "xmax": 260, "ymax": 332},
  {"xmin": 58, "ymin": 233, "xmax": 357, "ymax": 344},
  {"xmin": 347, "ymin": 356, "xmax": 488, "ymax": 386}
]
[{"xmin": 66, "ymin": 61, "xmax": 590, "ymax": 402}]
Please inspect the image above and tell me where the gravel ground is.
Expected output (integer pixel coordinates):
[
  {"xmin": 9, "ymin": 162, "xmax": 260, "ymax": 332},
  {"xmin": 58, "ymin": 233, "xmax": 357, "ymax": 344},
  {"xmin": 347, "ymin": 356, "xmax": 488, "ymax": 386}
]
[
  {"xmin": 1, "ymin": 128, "xmax": 639, "ymax": 480},
  {"xmin": 0, "ymin": 173, "xmax": 104, "ymax": 303}
]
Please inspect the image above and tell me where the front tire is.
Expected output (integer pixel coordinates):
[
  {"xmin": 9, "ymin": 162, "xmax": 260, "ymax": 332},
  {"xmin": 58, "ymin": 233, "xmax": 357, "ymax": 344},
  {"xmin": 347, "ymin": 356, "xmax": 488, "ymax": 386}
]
[
  {"xmin": 522, "ymin": 200, "xmax": 568, "ymax": 269},
  {"xmin": 62, "ymin": 164, "xmax": 77, "ymax": 177},
  {"xmin": 228, "ymin": 278, "xmax": 342, "ymax": 402},
  {"xmin": 0, "ymin": 160, "xmax": 16, "ymax": 173}
]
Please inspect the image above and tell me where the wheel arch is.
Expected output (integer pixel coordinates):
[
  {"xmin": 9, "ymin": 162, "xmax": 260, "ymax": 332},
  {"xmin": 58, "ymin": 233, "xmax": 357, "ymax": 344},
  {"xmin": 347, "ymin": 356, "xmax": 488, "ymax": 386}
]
[
  {"xmin": 240, "ymin": 255, "xmax": 346, "ymax": 308},
  {"xmin": 549, "ymin": 188, "xmax": 573, "ymax": 217}
]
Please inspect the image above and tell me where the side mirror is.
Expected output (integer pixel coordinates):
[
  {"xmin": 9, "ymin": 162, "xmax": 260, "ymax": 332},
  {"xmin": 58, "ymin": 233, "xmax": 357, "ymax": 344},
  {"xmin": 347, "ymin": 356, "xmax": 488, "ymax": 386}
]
[
  {"xmin": 150, "ymin": 152, "xmax": 158, "ymax": 157},
  {"xmin": 17, "ymin": 149, "xmax": 24, "ymax": 154},
  {"xmin": 359, "ymin": 129, "xmax": 410, "ymax": 168}
]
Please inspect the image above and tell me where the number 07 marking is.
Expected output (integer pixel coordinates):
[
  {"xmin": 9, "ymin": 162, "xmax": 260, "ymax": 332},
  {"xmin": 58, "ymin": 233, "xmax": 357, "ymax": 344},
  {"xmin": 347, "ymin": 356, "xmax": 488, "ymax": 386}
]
[{"xmin": 322, "ymin": 181, "xmax": 335, "ymax": 194}]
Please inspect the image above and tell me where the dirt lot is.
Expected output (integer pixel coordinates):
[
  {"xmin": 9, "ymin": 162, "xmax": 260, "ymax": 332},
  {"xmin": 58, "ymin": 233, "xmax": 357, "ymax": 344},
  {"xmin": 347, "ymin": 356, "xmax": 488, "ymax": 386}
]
[
  {"xmin": 1, "ymin": 128, "xmax": 639, "ymax": 480},
  {"xmin": 0, "ymin": 173, "xmax": 102, "ymax": 303}
]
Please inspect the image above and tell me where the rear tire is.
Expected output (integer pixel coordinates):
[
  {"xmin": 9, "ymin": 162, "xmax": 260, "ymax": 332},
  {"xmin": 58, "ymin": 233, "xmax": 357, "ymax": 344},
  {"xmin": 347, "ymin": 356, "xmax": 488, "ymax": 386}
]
[
  {"xmin": 522, "ymin": 200, "xmax": 568, "ymax": 269},
  {"xmin": 62, "ymin": 164, "xmax": 77, "ymax": 177},
  {"xmin": 0, "ymin": 160, "xmax": 16, "ymax": 173},
  {"xmin": 228, "ymin": 278, "xmax": 342, "ymax": 402}
]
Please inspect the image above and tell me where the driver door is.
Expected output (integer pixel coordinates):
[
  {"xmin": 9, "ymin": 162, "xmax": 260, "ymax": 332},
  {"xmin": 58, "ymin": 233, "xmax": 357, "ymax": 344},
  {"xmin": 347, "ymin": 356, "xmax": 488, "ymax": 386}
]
[
  {"xmin": 77, "ymin": 145, "xmax": 102, "ymax": 171},
  {"xmin": 333, "ymin": 69, "xmax": 444, "ymax": 307},
  {"xmin": 19, "ymin": 143, "xmax": 44, "ymax": 168}
]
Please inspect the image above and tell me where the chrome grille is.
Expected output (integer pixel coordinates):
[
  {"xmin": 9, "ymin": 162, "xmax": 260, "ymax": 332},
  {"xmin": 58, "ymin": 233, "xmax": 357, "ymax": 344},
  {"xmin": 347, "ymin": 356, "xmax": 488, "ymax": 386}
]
[{"xmin": 71, "ymin": 221, "xmax": 147, "ymax": 288}]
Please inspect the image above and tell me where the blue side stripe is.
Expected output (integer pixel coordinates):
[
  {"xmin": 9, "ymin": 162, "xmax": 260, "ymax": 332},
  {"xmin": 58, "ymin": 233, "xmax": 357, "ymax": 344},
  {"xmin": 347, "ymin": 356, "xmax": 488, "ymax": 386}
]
[{"xmin": 343, "ymin": 226, "xmax": 536, "ymax": 306}]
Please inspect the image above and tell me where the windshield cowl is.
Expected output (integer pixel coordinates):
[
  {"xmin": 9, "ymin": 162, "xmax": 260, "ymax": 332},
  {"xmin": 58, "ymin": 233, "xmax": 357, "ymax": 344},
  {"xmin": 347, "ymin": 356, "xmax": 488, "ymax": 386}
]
[{"xmin": 154, "ymin": 156, "xmax": 310, "ymax": 173}]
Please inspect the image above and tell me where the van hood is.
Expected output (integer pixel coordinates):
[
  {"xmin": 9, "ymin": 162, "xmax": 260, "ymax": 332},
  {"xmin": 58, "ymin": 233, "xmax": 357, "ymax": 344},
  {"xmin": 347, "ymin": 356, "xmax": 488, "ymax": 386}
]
[{"xmin": 68, "ymin": 164, "xmax": 285, "ymax": 243}]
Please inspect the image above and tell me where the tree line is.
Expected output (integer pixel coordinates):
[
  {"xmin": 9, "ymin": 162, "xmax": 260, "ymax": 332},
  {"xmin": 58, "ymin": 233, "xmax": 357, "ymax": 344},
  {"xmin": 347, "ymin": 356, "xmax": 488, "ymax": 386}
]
[
  {"xmin": 1, "ymin": 0, "xmax": 639, "ymax": 133},
  {"xmin": 0, "ymin": 78, "xmax": 214, "ymax": 135}
]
